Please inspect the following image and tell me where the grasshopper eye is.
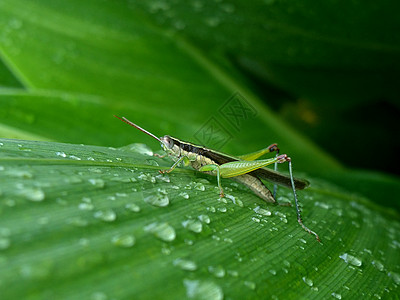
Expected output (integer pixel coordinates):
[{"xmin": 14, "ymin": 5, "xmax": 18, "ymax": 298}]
[{"xmin": 160, "ymin": 136, "xmax": 174, "ymax": 150}]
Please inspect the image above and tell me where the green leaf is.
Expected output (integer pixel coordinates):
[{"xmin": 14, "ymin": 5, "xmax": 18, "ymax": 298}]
[{"xmin": 0, "ymin": 138, "xmax": 399, "ymax": 299}]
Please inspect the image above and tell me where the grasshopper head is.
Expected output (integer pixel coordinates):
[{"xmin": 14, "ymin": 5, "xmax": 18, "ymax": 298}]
[{"xmin": 160, "ymin": 135, "xmax": 174, "ymax": 152}]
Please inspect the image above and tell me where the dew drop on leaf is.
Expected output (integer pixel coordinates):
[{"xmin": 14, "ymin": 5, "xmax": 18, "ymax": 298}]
[
  {"xmin": 19, "ymin": 187, "xmax": 45, "ymax": 202},
  {"xmin": 331, "ymin": 292, "xmax": 342, "ymax": 299},
  {"xmin": 372, "ymin": 260, "xmax": 385, "ymax": 272},
  {"xmin": 94, "ymin": 209, "xmax": 116, "ymax": 222},
  {"xmin": 388, "ymin": 272, "xmax": 400, "ymax": 285},
  {"xmin": 78, "ymin": 202, "xmax": 94, "ymax": 211},
  {"xmin": 244, "ymin": 280, "xmax": 256, "ymax": 290},
  {"xmin": 173, "ymin": 258, "xmax": 197, "ymax": 271},
  {"xmin": 69, "ymin": 217, "xmax": 89, "ymax": 227},
  {"xmin": 125, "ymin": 203, "xmax": 141, "ymax": 212},
  {"xmin": 145, "ymin": 222, "xmax": 176, "ymax": 242},
  {"xmin": 208, "ymin": 265, "xmax": 225, "ymax": 278},
  {"xmin": 198, "ymin": 214, "xmax": 210, "ymax": 224},
  {"xmin": 111, "ymin": 234, "xmax": 135, "ymax": 248},
  {"xmin": 182, "ymin": 219, "xmax": 203, "ymax": 233},
  {"xmin": 179, "ymin": 192, "xmax": 190, "ymax": 199},
  {"xmin": 55, "ymin": 151, "xmax": 67, "ymax": 158},
  {"xmin": 302, "ymin": 276, "xmax": 313, "ymax": 287},
  {"xmin": 339, "ymin": 253, "xmax": 362, "ymax": 267},
  {"xmin": 253, "ymin": 206, "xmax": 271, "ymax": 216},
  {"xmin": 88, "ymin": 178, "xmax": 105, "ymax": 188},
  {"xmin": 138, "ymin": 173, "xmax": 156, "ymax": 183},
  {"xmin": 90, "ymin": 291, "xmax": 108, "ymax": 300},
  {"xmin": 194, "ymin": 182, "xmax": 205, "ymax": 191},
  {"xmin": 183, "ymin": 279, "xmax": 223, "ymax": 300},
  {"xmin": 144, "ymin": 190, "xmax": 169, "ymax": 207}
]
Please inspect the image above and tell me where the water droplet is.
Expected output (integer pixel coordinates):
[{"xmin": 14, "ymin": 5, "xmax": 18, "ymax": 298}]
[
  {"xmin": 179, "ymin": 192, "xmax": 190, "ymax": 199},
  {"xmin": 183, "ymin": 279, "xmax": 223, "ymax": 300},
  {"xmin": 173, "ymin": 258, "xmax": 197, "ymax": 271},
  {"xmin": 244, "ymin": 280, "xmax": 256, "ymax": 290},
  {"xmin": 19, "ymin": 187, "xmax": 45, "ymax": 202},
  {"xmin": 225, "ymin": 194, "xmax": 243, "ymax": 207},
  {"xmin": 184, "ymin": 239, "xmax": 194, "ymax": 246},
  {"xmin": 331, "ymin": 292, "xmax": 342, "ymax": 299},
  {"xmin": 18, "ymin": 145, "xmax": 31, "ymax": 151},
  {"xmin": 269, "ymin": 269, "xmax": 277, "ymax": 275},
  {"xmin": 56, "ymin": 151, "xmax": 67, "ymax": 158},
  {"xmin": 372, "ymin": 260, "xmax": 385, "ymax": 272},
  {"xmin": 208, "ymin": 265, "xmax": 225, "ymax": 278},
  {"xmin": 69, "ymin": 217, "xmax": 89, "ymax": 227},
  {"xmin": 125, "ymin": 203, "xmax": 141, "ymax": 212},
  {"xmin": 173, "ymin": 20, "xmax": 186, "ymax": 30},
  {"xmin": 182, "ymin": 219, "xmax": 203, "ymax": 233},
  {"xmin": 218, "ymin": 207, "xmax": 227, "ymax": 213},
  {"xmin": 388, "ymin": 271, "xmax": 400, "ymax": 285},
  {"xmin": 156, "ymin": 174, "xmax": 170, "ymax": 183},
  {"xmin": 79, "ymin": 202, "xmax": 94, "ymax": 211},
  {"xmin": 220, "ymin": 3, "xmax": 235, "ymax": 13},
  {"xmin": 144, "ymin": 190, "xmax": 169, "ymax": 207},
  {"xmin": 88, "ymin": 178, "xmax": 105, "ymax": 188},
  {"xmin": 205, "ymin": 17, "xmax": 221, "ymax": 27},
  {"xmin": 91, "ymin": 292, "xmax": 107, "ymax": 300},
  {"xmin": 302, "ymin": 276, "xmax": 313, "ymax": 287},
  {"xmin": 0, "ymin": 237, "xmax": 11, "ymax": 250},
  {"xmin": 254, "ymin": 206, "xmax": 271, "ymax": 216},
  {"xmin": 198, "ymin": 214, "xmax": 211, "ymax": 224},
  {"xmin": 339, "ymin": 253, "xmax": 362, "ymax": 267},
  {"xmin": 252, "ymin": 217, "xmax": 260, "ymax": 223},
  {"xmin": 228, "ymin": 270, "xmax": 239, "ymax": 277},
  {"xmin": 111, "ymin": 234, "xmax": 135, "ymax": 248},
  {"xmin": 127, "ymin": 143, "xmax": 153, "ymax": 156},
  {"xmin": 208, "ymin": 206, "xmax": 216, "ymax": 213},
  {"xmin": 0, "ymin": 165, "xmax": 4, "ymax": 171},
  {"xmin": 145, "ymin": 222, "xmax": 176, "ymax": 242},
  {"xmin": 69, "ymin": 155, "xmax": 81, "ymax": 160},
  {"xmin": 94, "ymin": 209, "xmax": 116, "ymax": 222},
  {"xmin": 138, "ymin": 173, "xmax": 156, "ymax": 183},
  {"xmin": 193, "ymin": 182, "xmax": 205, "ymax": 191},
  {"xmin": 88, "ymin": 167, "xmax": 103, "ymax": 174},
  {"xmin": 314, "ymin": 201, "xmax": 331, "ymax": 209},
  {"xmin": 146, "ymin": 158, "xmax": 159, "ymax": 166}
]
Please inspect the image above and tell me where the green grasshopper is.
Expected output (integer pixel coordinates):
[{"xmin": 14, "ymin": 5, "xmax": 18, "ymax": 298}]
[{"xmin": 115, "ymin": 116, "xmax": 320, "ymax": 242}]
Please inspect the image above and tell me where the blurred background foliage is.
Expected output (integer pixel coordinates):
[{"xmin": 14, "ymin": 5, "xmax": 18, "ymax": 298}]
[{"xmin": 0, "ymin": 0, "xmax": 399, "ymax": 202}]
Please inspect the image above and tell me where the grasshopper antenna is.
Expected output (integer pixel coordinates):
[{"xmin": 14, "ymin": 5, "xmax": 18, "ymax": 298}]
[
  {"xmin": 114, "ymin": 115, "xmax": 162, "ymax": 143},
  {"xmin": 287, "ymin": 157, "xmax": 321, "ymax": 243}
]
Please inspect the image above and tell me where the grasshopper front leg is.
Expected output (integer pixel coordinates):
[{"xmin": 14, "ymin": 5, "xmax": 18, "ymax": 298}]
[{"xmin": 159, "ymin": 155, "xmax": 188, "ymax": 174}]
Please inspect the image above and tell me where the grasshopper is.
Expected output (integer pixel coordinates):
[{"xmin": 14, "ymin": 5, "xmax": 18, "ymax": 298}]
[{"xmin": 115, "ymin": 116, "xmax": 320, "ymax": 242}]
